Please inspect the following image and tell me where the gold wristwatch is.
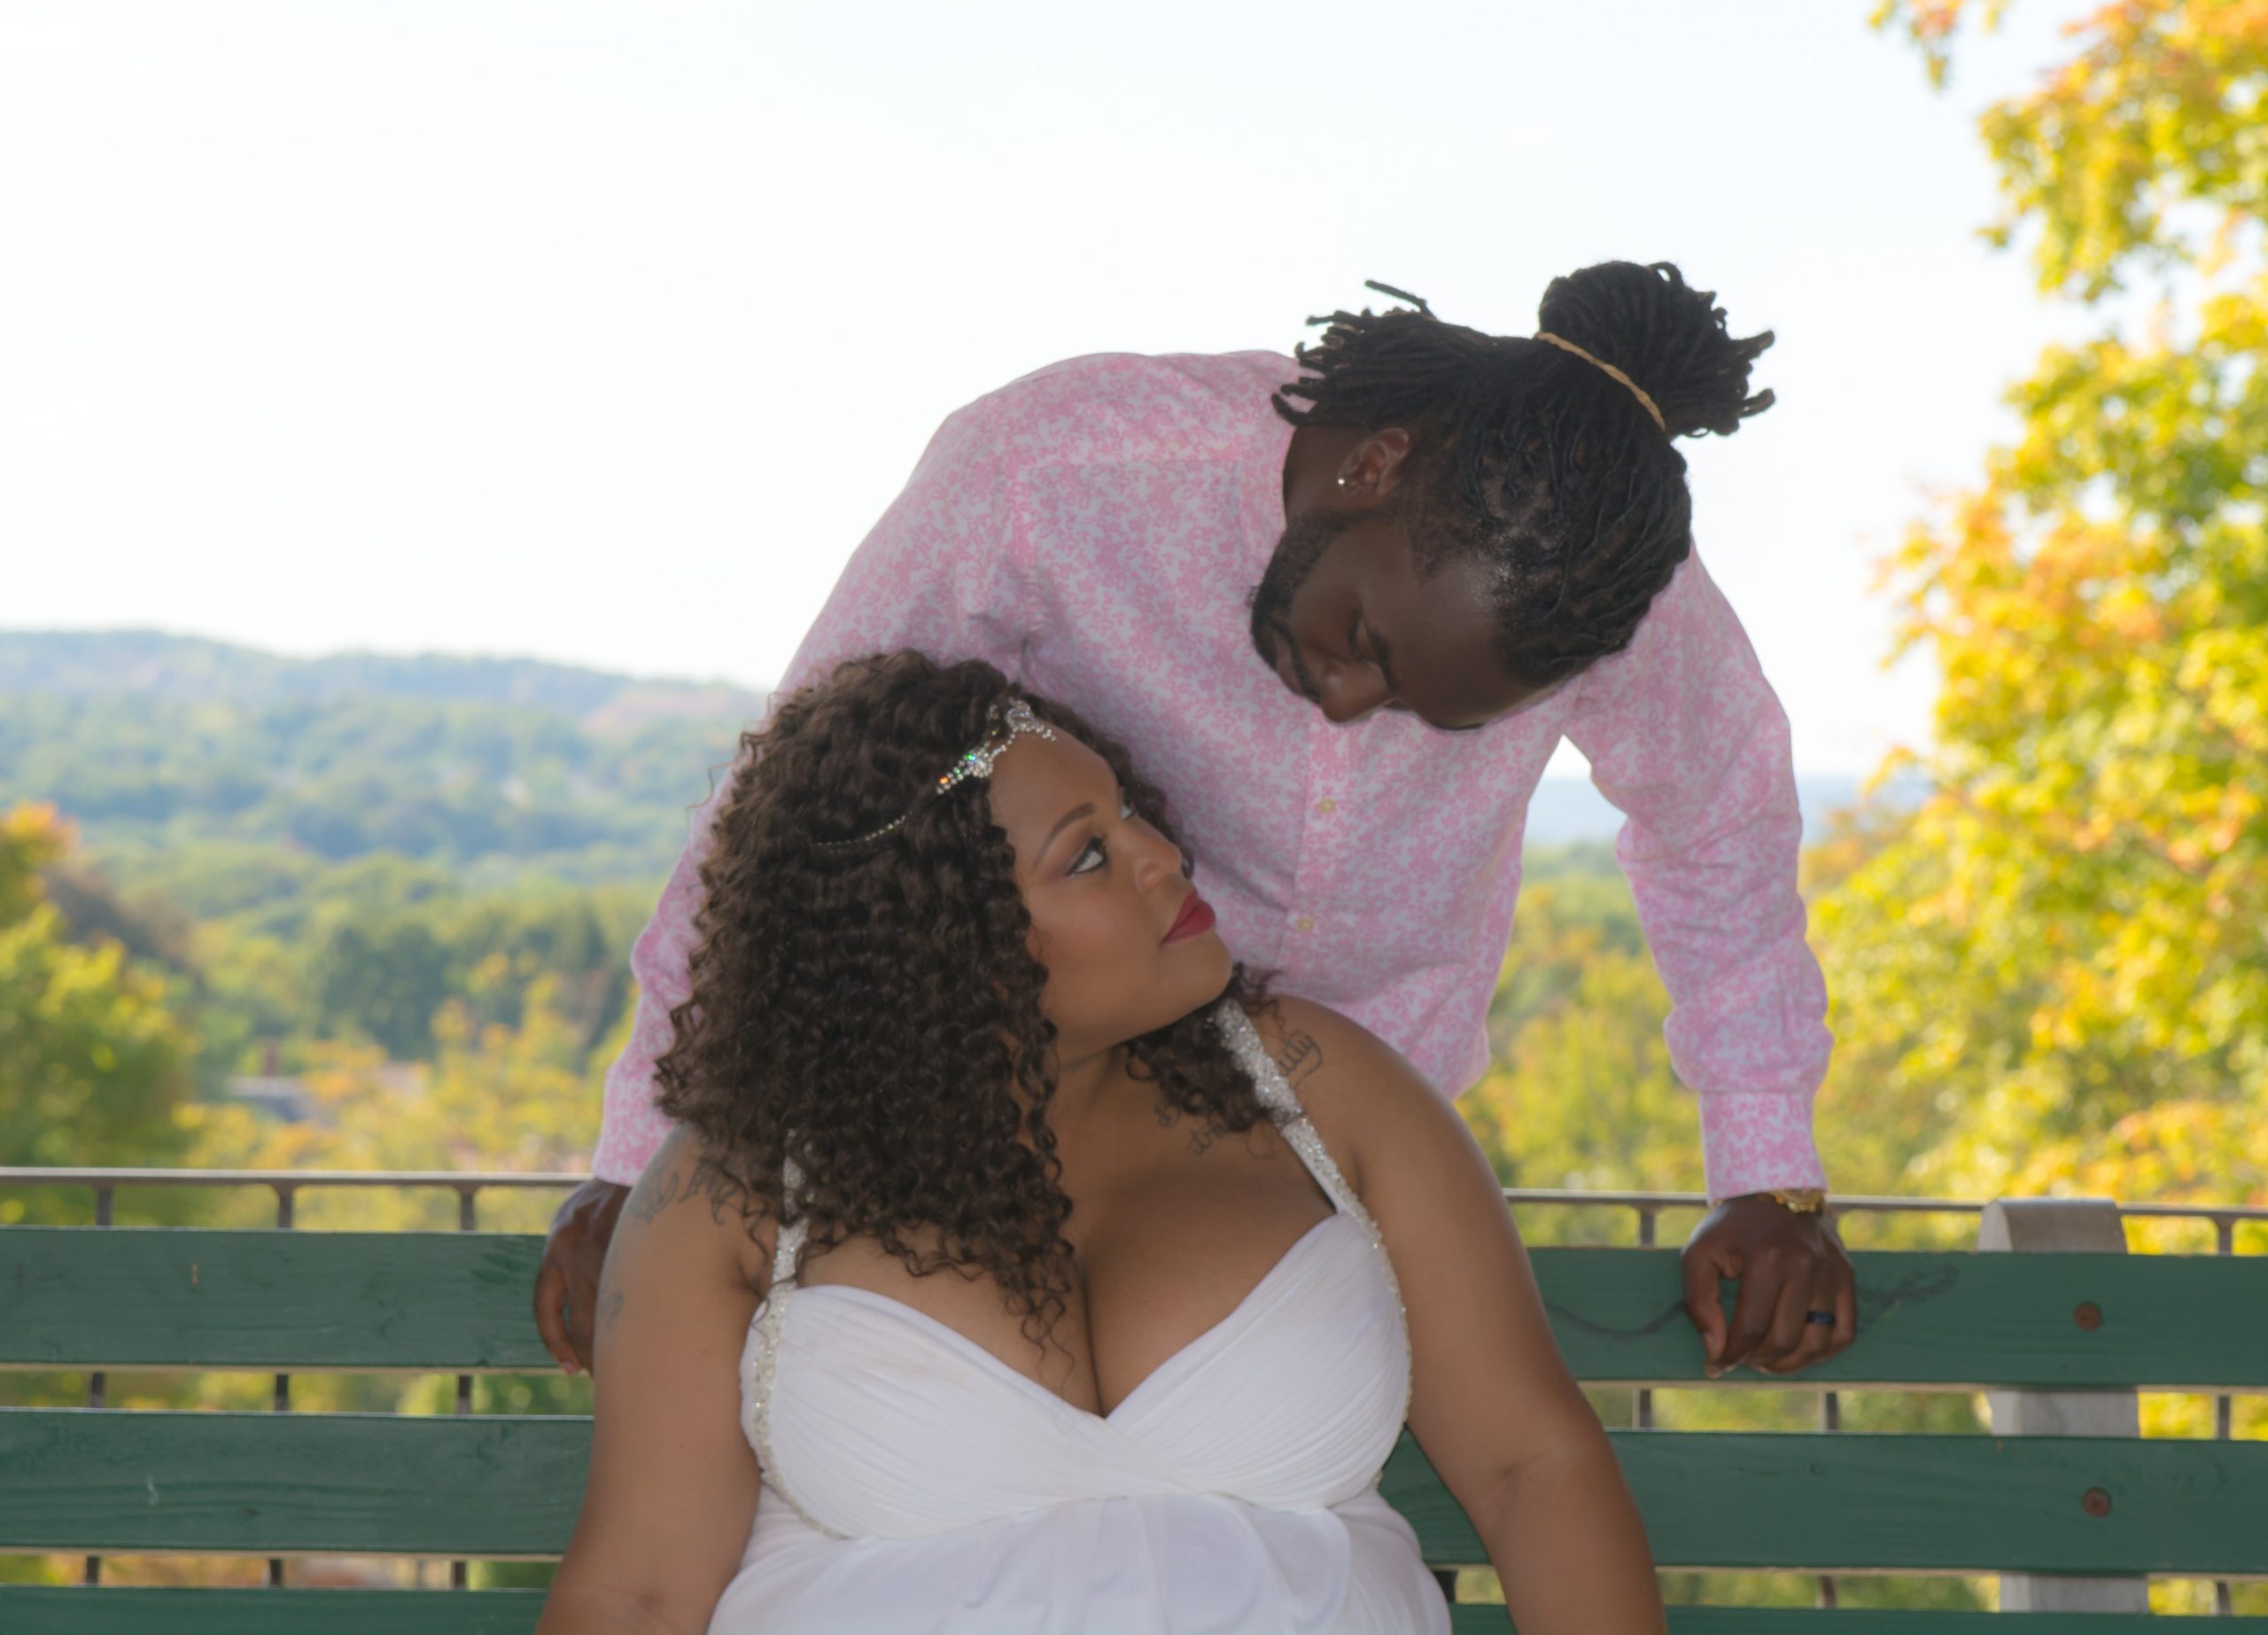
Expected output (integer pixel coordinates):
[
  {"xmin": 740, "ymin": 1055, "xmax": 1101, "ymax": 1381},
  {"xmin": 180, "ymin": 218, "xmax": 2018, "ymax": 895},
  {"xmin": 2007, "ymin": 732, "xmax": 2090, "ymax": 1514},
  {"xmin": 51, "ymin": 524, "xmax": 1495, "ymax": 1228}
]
[{"xmin": 1764, "ymin": 1187, "xmax": 1828, "ymax": 1213}]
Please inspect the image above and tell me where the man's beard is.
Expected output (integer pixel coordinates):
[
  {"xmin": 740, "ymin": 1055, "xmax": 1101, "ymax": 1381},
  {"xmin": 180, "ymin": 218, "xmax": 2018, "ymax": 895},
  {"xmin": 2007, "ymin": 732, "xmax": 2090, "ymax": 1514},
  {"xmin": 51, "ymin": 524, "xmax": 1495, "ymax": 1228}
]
[{"xmin": 1246, "ymin": 508, "xmax": 1353, "ymax": 696}]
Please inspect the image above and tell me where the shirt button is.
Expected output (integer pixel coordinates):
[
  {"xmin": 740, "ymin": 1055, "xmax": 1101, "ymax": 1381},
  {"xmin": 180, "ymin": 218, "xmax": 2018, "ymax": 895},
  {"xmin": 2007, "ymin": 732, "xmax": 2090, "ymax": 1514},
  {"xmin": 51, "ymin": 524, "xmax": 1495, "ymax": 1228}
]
[
  {"xmin": 1294, "ymin": 915, "xmax": 1317, "ymax": 934},
  {"xmin": 1315, "ymin": 797, "xmax": 1338, "ymax": 815}
]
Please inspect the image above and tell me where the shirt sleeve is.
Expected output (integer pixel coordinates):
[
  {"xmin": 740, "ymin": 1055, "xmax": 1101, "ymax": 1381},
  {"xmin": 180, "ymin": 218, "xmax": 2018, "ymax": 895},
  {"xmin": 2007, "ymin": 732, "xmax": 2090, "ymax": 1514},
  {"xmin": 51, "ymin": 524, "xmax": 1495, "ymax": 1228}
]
[
  {"xmin": 589, "ymin": 394, "xmax": 1032, "ymax": 1183},
  {"xmin": 1558, "ymin": 546, "xmax": 1834, "ymax": 1202}
]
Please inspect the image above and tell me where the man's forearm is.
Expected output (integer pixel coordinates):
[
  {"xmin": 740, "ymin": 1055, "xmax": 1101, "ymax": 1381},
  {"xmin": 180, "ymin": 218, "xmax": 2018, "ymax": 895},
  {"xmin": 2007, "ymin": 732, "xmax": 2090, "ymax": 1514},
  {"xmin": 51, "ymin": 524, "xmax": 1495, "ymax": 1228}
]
[
  {"xmin": 1562, "ymin": 550, "xmax": 1834, "ymax": 1191},
  {"xmin": 1478, "ymin": 1435, "xmax": 1667, "ymax": 1635}
]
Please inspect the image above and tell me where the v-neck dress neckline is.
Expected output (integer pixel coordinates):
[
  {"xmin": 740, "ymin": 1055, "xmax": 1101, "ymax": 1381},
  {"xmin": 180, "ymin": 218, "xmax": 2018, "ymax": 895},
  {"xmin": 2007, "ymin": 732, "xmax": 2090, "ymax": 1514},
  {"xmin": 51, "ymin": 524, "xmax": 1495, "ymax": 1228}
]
[{"xmin": 709, "ymin": 1000, "xmax": 1442, "ymax": 1635}]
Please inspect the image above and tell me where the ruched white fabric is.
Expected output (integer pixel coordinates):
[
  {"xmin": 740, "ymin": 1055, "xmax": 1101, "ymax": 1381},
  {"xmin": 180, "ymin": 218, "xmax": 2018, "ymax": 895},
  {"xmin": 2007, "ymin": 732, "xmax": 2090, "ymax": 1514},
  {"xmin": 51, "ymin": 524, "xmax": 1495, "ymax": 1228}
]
[{"xmin": 705, "ymin": 1001, "xmax": 1448, "ymax": 1635}]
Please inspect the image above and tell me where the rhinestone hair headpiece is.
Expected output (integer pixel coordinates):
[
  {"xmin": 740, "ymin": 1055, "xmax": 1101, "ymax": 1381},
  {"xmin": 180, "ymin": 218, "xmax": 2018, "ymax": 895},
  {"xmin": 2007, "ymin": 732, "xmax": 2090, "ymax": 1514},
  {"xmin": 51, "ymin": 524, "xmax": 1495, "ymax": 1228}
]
[{"xmin": 811, "ymin": 697, "xmax": 1056, "ymax": 852}]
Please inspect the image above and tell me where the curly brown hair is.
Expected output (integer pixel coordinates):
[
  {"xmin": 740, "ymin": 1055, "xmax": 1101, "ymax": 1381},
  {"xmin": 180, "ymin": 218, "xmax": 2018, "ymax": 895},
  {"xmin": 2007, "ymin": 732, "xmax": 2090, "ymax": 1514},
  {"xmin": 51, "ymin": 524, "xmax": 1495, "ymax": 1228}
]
[{"xmin": 654, "ymin": 650, "xmax": 1271, "ymax": 1352}]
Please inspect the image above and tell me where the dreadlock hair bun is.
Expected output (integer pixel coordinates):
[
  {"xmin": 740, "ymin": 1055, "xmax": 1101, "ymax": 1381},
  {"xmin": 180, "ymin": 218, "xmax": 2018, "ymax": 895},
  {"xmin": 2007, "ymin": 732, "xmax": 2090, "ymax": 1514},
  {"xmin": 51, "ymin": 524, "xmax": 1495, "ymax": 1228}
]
[
  {"xmin": 1535, "ymin": 261, "xmax": 1775, "ymax": 440},
  {"xmin": 1271, "ymin": 267, "xmax": 1775, "ymax": 687}
]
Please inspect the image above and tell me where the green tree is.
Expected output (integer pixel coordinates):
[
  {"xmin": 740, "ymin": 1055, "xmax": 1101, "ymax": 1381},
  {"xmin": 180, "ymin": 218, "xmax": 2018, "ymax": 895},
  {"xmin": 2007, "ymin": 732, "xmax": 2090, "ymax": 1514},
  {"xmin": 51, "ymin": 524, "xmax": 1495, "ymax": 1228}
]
[
  {"xmin": 0, "ymin": 804, "xmax": 196, "ymax": 1219},
  {"xmin": 183, "ymin": 974, "xmax": 601, "ymax": 1231},
  {"xmin": 307, "ymin": 915, "xmax": 454, "ymax": 1060},
  {"xmin": 1464, "ymin": 866, "xmax": 1702, "ymax": 1247}
]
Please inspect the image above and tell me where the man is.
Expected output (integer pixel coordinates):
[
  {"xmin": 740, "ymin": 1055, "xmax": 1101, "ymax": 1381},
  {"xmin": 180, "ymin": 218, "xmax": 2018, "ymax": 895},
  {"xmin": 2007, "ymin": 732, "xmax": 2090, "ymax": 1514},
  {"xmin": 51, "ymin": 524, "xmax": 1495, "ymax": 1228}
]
[{"xmin": 536, "ymin": 264, "xmax": 1854, "ymax": 1383}]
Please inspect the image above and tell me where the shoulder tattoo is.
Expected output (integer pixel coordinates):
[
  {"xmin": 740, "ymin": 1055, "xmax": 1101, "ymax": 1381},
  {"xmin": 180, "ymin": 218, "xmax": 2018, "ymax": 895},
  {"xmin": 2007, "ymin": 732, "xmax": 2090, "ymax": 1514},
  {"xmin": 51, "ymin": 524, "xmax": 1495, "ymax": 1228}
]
[
  {"xmin": 1274, "ymin": 1027, "xmax": 1323, "ymax": 1086},
  {"xmin": 624, "ymin": 1141, "xmax": 746, "ymax": 1228}
]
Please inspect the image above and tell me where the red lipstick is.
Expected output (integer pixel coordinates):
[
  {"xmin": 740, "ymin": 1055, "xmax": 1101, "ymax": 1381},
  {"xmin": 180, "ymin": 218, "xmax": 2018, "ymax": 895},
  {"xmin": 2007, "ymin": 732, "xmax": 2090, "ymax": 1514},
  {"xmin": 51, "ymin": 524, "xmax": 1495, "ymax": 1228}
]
[{"xmin": 1163, "ymin": 890, "xmax": 1216, "ymax": 944}]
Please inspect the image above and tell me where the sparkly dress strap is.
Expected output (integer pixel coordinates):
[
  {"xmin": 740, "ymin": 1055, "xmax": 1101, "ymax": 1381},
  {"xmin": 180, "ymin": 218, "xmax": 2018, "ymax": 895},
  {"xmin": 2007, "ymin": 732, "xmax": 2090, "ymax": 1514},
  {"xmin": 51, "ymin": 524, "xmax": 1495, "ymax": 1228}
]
[
  {"xmin": 770, "ymin": 1155, "xmax": 807, "ymax": 1289},
  {"xmin": 1215, "ymin": 1001, "xmax": 1390, "ymax": 1244},
  {"xmin": 1216, "ymin": 999, "xmax": 1412, "ymax": 1438},
  {"xmin": 743, "ymin": 1154, "xmax": 844, "ymax": 1538}
]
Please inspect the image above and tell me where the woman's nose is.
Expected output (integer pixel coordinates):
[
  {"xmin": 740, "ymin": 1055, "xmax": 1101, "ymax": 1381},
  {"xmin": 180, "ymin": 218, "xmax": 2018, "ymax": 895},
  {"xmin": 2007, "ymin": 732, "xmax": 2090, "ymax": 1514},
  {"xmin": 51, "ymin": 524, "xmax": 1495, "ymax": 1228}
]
[{"xmin": 1133, "ymin": 827, "xmax": 1184, "ymax": 889}]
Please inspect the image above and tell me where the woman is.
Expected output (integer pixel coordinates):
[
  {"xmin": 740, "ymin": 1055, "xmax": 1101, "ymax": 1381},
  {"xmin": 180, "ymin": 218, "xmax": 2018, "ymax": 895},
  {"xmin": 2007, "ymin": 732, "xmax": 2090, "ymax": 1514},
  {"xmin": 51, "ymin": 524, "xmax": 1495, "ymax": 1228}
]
[{"xmin": 536, "ymin": 651, "xmax": 1665, "ymax": 1635}]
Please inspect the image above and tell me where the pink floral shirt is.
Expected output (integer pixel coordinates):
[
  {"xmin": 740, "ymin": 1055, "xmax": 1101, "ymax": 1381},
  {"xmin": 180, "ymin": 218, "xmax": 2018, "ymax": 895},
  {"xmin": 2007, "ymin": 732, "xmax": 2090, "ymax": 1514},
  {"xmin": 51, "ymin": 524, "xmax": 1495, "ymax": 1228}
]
[{"xmin": 593, "ymin": 351, "xmax": 1832, "ymax": 1200}]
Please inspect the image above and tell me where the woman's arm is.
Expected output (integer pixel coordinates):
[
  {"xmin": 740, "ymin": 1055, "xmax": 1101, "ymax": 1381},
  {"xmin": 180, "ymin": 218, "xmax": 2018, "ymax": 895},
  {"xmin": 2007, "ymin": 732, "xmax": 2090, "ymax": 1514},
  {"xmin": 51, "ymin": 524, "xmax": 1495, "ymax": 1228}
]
[
  {"xmin": 536, "ymin": 1127, "xmax": 769, "ymax": 1635},
  {"xmin": 1260, "ymin": 997, "xmax": 1667, "ymax": 1635}
]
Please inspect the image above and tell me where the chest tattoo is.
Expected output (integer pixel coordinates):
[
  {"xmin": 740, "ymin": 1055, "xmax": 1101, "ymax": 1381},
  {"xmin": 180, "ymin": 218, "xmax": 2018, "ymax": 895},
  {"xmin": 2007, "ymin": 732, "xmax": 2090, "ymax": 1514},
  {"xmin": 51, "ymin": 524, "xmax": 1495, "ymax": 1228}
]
[{"xmin": 1152, "ymin": 1096, "xmax": 1232, "ymax": 1157}]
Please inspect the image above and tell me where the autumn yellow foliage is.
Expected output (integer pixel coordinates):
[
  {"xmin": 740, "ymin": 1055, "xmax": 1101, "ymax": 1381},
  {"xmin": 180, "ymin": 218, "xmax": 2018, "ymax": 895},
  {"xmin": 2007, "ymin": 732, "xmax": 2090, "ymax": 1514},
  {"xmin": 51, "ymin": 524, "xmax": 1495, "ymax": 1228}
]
[{"xmin": 1825, "ymin": 1, "xmax": 2267, "ymax": 1212}]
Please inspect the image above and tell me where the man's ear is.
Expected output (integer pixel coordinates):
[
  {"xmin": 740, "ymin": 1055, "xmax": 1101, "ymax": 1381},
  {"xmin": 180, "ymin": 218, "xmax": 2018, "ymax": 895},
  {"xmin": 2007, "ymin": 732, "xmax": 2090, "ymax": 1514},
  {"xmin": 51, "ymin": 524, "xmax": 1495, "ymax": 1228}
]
[{"xmin": 1337, "ymin": 427, "xmax": 1414, "ymax": 505}]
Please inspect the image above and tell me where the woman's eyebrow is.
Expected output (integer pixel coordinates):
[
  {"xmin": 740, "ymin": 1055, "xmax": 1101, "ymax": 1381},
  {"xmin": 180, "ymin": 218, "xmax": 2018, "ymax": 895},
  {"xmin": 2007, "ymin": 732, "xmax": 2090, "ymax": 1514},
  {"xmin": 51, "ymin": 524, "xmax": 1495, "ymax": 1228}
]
[{"xmin": 1041, "ymin": 802, "xmax": 1097, "ymax": 855}]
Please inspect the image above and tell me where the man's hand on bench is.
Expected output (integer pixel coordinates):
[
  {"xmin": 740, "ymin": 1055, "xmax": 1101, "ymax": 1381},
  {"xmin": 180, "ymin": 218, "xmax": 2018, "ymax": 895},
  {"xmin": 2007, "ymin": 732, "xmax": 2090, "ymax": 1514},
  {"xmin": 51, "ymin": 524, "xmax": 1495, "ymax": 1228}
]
[
  {"xmin": 1682, "ymin": 1196, "xmax": 1857, "ymax": 1377},
  {"xmin": 535, "ymin": 1178, "xmax": 632, "ymax": 1375}
]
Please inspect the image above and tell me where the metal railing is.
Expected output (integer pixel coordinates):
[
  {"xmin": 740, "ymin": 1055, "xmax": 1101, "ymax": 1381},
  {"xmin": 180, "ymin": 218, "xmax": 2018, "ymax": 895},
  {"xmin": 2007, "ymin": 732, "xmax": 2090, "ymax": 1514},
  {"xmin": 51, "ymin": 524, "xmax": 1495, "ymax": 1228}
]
[{"xmin": 5, "ymin": 1167, "xmax": 2263, "ymax": 1611}]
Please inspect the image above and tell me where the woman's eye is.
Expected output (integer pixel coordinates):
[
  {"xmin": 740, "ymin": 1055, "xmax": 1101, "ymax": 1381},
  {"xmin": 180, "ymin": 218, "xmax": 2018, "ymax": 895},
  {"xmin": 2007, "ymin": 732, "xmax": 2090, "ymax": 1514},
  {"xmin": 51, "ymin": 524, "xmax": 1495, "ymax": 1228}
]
[{"xmin": 1070, "ymin": 797, "xmax": 1138, "ymax": 876}]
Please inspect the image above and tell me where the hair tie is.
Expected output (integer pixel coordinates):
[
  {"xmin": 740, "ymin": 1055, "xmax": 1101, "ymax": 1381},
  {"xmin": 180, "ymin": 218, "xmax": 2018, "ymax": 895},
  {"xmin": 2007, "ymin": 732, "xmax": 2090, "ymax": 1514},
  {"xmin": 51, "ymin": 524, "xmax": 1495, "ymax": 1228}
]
[{"xmin": 1533, "ymin": 332, "xmax": 1666, "ymax": 432}]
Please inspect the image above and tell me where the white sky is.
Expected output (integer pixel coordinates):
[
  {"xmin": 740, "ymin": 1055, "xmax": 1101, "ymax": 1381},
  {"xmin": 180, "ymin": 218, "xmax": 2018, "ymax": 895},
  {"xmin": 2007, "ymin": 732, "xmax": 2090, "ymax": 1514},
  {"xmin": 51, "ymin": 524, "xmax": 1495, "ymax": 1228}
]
[{"xmin": 2, "ymin": 1, "xmax": 2106, "ymax": 773}]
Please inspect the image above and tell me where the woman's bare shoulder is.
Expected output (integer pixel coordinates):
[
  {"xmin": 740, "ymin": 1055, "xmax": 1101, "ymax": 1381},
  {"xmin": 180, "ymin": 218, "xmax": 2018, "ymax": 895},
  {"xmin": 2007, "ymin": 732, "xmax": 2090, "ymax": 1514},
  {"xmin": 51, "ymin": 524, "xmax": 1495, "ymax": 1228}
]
[{"xmin": 617, "ymin": 1124, "xmax": 776, "ymax": 1296}]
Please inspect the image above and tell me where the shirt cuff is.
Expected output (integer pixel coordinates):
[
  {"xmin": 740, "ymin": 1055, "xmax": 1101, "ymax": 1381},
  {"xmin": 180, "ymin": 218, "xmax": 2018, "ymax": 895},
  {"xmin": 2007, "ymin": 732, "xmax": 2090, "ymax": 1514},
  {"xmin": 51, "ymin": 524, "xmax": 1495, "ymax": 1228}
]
[{"xmin": 1698, "ymin": 1090, "xmax": 1829, "ymax": 1202}]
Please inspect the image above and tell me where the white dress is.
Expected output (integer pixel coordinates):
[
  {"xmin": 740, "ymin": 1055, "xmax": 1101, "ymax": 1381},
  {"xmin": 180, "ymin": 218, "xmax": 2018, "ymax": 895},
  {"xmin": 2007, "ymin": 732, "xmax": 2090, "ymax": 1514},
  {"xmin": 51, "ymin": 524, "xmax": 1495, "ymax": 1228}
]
[{"xmin": 705, "ymin": 1001, "xmax": 1449, "ymax": 1635}]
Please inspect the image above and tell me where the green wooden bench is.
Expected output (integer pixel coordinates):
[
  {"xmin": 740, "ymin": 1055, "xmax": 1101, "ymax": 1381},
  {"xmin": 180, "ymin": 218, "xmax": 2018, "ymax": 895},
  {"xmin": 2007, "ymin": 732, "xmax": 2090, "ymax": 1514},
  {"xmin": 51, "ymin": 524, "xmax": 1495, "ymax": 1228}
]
[{"xmin": 4, "ymin": 1204, "xmax": 2264, "ymax": 1632}]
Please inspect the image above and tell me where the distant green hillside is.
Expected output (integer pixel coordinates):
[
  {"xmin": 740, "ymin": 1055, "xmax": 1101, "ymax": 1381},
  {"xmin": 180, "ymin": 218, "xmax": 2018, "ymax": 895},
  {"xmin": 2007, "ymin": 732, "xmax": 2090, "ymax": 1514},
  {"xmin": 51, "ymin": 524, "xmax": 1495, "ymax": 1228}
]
[
  {"xmin": 0, "ymin": 631, "xmax": 768, "ymax": 908},
  {"xmin": 1, "ymin": 629, "xmax": 1886, "ymax": 921},
  {"xmin": 3, "ymin": 628, "xmax": 669, "ymax": 712}
]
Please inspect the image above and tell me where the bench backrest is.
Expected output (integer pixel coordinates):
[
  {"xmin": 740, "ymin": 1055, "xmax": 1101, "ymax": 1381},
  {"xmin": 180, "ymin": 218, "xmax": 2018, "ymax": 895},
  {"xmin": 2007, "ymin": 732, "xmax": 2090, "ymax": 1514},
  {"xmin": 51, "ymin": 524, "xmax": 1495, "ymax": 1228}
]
[{"xmin": 4, "ymin": 1226, "xmax": 2265, "ymax": 1631}]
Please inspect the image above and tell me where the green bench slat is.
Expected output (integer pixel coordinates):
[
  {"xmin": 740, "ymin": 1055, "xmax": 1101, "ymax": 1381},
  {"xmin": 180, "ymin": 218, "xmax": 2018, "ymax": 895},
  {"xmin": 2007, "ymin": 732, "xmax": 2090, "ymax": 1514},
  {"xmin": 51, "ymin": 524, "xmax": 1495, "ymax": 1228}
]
[
  {"xmin": 1386, "ymin": 1431, "xmax": 2268, "ymax": 1577},
  {"xmin": 8, "ymin": 1409, "xmax": 2265, "ymax": 1578},
  {"xmin": 0, "ymin": 1586, "xmax": 548, "ymax": 1635},
  {"xmin": 1539, "ymin": 1247, "xmax": 2268, "ymax": 1390},
  {"xmin": 10, "ymin": 1229, "xmax": 2267, "ymax": 1389},
  {"xmin": 1639, "ymin": 1620, "xmax": 2268, "ymax": 1634},
  {"xmin": 0, "ymin": 1229, "xmax": 550, "ymax": 1374},
  {"xmin": 0, "ymin": 1410, "xmax": 586, "ymax": 1558},
  {"xmin": 1638, "ymin": 1617, "xmax": 2268, "ymax": 1634},
  {"xmin": 1543, "ymin": 1616, "xmax": 2265, "ymax": 1634},
  {"xmin": 2, "ymin": 1590, "xmax": 2263, "ymax": 1635}
]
